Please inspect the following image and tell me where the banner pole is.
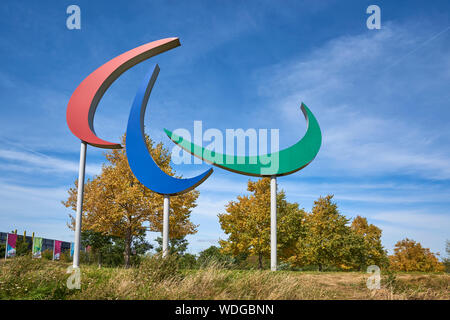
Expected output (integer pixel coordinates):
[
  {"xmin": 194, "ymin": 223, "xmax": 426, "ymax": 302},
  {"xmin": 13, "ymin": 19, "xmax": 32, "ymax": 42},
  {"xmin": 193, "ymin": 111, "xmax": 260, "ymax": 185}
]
[
  {"xmin": 162, "ymin": 195, "xmax": 170, "ymax": 258},
  {"xmin": 270, "ymin": 176, "xmax": 277, "ymax": 271},
  {"xmin": 52, "ymin": 240, "xmax": 55, "ymax": 261},
  {"xmin": 73, "ymin": 141, "xmax": 87, "ymax": 268},
  {"xmin": 4, "ymin": 233, "xmax": 8, "ymax": 260}
]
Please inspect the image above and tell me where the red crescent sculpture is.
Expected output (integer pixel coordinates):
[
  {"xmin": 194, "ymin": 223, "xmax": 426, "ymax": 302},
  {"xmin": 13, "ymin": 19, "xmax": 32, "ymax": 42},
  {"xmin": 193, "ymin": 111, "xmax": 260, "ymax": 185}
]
[{"xmin": 66, "ymin": 37, "xmax": 180, "ymax": 149}]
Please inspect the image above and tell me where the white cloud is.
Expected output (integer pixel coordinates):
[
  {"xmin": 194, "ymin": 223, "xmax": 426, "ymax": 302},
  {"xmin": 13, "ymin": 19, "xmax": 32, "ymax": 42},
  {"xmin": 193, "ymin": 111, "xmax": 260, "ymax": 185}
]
[
  {"xmin": 369, "ymin": 210, "xmax": 450, "ymax": 231},
  {"xmin": 257, "ymin": 23, "xmax": 450, "ymax": 180}
]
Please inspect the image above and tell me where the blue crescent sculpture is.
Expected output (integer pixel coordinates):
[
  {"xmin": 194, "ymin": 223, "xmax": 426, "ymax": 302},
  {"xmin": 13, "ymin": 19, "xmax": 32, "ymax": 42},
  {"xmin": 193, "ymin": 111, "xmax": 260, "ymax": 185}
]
[{"xmin": 125, "ymin": 64, "xmax": 213, "ymax": 195}]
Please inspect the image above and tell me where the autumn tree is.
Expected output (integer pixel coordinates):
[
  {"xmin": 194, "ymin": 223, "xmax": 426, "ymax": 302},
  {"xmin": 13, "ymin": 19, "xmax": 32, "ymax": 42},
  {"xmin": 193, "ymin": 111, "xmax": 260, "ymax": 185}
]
[
  {"xmin": 218, "ymin": 178, "xmax": 306, "ymax": 269},
  {"xmin": 444, "ymin": 240, "xmax": 450, "ymax": 273},
  {"xmin": 291, "ymin": 195, "xmax": 353, "ymax": 271},
  {"xmin": 63, "ymin": 135, "xmax": 199, "ymax": 267},
  {"xmin": 349, "ymin": 216, "xmax": 388, "ymax": 270},
  {"xmin": 389, "ymin": 238, "xmax": 444, "ymax": 272}
]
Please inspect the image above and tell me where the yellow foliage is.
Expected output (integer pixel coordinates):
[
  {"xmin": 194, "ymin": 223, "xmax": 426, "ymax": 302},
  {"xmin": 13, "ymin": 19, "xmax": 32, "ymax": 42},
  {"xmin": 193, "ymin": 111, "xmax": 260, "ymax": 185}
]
[
  {"xmin": 218, "ymin": 178, "xmax": 306, "ymax": 269},
  {"xmin": 62, "ymin": 135, "xmax": 199, "ymax": 265},
  {"xmin": 389, "ymin": 238, "xmax": 445, "ymax": 272}
]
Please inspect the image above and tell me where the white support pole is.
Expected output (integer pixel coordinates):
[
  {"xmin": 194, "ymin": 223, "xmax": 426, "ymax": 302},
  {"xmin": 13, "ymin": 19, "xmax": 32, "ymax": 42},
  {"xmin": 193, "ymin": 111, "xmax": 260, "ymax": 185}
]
[
  {"xmin": 162, "ymin": 195, "xmax": 170, "ymax": 258},
  {"xmin": 73, "ymin": 141, "xmax": 87, "ymax": 268},
  {"xmin": 270, "ymin": 176, "xmax": 277, "ymax": 271}
]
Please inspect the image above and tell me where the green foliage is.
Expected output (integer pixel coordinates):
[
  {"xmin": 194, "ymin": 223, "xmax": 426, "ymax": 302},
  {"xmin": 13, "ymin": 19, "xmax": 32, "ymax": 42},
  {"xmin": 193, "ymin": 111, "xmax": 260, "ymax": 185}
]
[
  {"xmin": 291, "ymin": 195, "xmax": 353, "ymax": 271},
  {"xmin": 155, "ymin": 236, "xmax": 188, "ymax": 256},
  {"xmin": 198, "ymin": 246, "xmax": 233, "ymax": 267},
  {"xmin": 178, "ymin": 253, "xmax": 197, "ymax": 269},
  {"xmin": 42, "ymin": 249, "xmax": 53, "ymax": 260},
  {"xmin": 78, "ymin": 230, "xmax": 152, "ymax": 267}
]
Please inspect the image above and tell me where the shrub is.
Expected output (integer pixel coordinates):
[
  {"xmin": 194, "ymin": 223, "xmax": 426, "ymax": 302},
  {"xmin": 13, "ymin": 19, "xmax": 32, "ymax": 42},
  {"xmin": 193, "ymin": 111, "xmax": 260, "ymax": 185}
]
[
  {"xmin": 134, "ymin": 254, "xmax": 180, "ymax": 283},
  {"xmin": 60, "ymin": 251, "xmax": 72, "ymax": 263},
  {"xmin": 198, "ymin": 246, "xmax": 234, "ymax": 267},
  {"xmin": 42, "ymin": 249, "xmax": 53, "ymax": 260},
  {"xmin": 178, "ymin": 253, "xmax": 198, "ymax": 269}
]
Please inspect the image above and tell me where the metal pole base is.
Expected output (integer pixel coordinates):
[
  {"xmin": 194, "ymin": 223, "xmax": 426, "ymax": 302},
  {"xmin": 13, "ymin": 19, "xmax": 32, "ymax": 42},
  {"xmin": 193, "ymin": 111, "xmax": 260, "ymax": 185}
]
[
  {"xmin": 162, "ymin": 195, "xmax": 170, "ymax": 258},
  {"xmin": 270, "ymin": 176, "xmax": 277, "ymax": 271}
]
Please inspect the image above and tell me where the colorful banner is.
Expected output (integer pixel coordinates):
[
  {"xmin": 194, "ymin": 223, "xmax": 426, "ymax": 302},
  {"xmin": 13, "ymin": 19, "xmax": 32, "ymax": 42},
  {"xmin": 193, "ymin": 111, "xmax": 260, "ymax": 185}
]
[
  {"xmin": 5, "ymin": 233, "xmax": 17, "ymax": 258},
  {"xmin": 53, "ymin": 240, "xmax": 62, "ymax": 260},
  {"xmin": 32, "ymin": 237, "xmax": 43, "ymax": 258},
  {"xmin": 70, "ymin": 242, "xmax": 74, "ymax": 257}
]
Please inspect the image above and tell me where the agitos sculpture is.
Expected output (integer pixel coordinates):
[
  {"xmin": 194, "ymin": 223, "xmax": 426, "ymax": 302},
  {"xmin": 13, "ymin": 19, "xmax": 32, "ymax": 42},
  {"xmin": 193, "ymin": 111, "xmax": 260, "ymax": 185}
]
[{"xmin": 66, "ymin": 36, "xmax": 322, "ymax": 271}]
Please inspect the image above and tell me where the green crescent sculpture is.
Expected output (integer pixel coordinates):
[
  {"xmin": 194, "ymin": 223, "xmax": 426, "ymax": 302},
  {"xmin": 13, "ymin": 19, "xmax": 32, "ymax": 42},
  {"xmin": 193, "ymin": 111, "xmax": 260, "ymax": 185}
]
[{"xmin": 164, "ymin": 103, "xmax": 321, "ymax": 177}]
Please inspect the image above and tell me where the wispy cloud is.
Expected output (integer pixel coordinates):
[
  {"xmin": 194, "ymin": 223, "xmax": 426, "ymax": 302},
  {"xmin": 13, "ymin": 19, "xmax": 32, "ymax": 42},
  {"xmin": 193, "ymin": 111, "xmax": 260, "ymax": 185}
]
[
  {"xmin": 370, "ymin": 210, "xmax": 450, "ymax": 231},
  {"xmin": 0, "ymin": 148, "xmax": 101, "ymax": 176},
  {"xmin": 257, "ymin": 23, "xmax": 450, "ymax": 180}
]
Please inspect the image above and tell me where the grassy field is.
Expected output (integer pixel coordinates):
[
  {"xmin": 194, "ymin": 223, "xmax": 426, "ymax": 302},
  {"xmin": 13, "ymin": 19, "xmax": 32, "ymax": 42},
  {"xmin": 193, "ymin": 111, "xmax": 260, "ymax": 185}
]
[{"xmin": 0, "ymin": 256, "xmax": 448, "ymax": 300}]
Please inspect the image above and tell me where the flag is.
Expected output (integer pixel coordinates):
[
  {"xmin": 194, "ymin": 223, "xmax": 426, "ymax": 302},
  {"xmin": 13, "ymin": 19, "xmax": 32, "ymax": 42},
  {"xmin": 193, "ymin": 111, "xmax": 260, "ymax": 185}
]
[
  {"xmin": 70, "ymin": 242, "xmax": 74, "ymax": 257},
  {"xmin": 32, "ymin": 237, "xmax": 43, "ymax": 258},
  {"xmin": 53, "ymin": 240, "xmax": 62, "ymax": 260},
  {"xmin": 5, "ymin": 233, "xmax": 17, "ymax": 258}
]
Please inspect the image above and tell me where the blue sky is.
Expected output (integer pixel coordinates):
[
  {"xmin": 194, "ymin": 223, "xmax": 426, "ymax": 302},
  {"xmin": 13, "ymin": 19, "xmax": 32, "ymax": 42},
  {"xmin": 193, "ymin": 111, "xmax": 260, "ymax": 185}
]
[{"xmin": 0, "ymin": 0, "xmax": 449, "ymax": 258}]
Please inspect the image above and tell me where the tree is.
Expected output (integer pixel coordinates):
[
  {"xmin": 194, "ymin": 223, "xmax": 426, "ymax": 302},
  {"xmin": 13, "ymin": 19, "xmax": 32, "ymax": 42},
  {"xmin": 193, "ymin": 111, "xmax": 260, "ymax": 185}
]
[
  {"xmin": 198, "ymin": 245, "xmax": 232, "ymax": 265},
  {"xmin": 291, "ymin": 195, "xmax": 352, "ymax": 271},
  {"xmin": 349, "ymin": 216, "xmax": 388, "ymax": 270},
  {"xmin": 444, "ymin": 240, "xmax": 450, "ymax": 273},
  {"xmin": 155, "ymin": 236, "xmax": 189, "ymax": 256},
  {"xmin": 81, "ymin": 230, "xmax": 115, "ymax": 267},
  {"xmin": 63, "ymin": 135, "xmax": 199, "ymax": 267},
  {"xmin": 389, "ymin": 238, "xmax": 445, "ymax": 272},
  {"xmin": 218, "ymin": 178, "xmax": 306, "ymax": 269}
]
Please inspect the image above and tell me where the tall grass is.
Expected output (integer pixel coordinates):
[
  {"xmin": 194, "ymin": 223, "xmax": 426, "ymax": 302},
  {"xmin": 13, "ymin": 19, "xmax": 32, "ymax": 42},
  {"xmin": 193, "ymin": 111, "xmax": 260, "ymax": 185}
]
[{"xmin": 0, "ymin": 256, "xmax": 448, "ymax": 300}]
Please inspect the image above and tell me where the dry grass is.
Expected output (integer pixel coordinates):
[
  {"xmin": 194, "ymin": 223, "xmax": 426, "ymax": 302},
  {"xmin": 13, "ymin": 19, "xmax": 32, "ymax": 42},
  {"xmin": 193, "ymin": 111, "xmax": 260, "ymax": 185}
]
[{"xmin": 1, "ymin": 257, "xmax": 448, "ymax": 300}]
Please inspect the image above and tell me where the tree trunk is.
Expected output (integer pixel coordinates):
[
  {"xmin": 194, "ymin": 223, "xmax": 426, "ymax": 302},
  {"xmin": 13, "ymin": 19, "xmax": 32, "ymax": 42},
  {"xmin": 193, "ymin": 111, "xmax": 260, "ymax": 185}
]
[
  {"xmin": 318, "ymin": 263, "xmax": 323, "ymax": 272},
  {"xmin": 124, "ymin": 231, "xmax": 132, "ymax": 268},
  {"xmin": 258, "ymin": 253, "xmax": 263, "ymax": 270},
  {"xmin": 98, "ymin": 251, "xmax": 102, "ymax": 268}
]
